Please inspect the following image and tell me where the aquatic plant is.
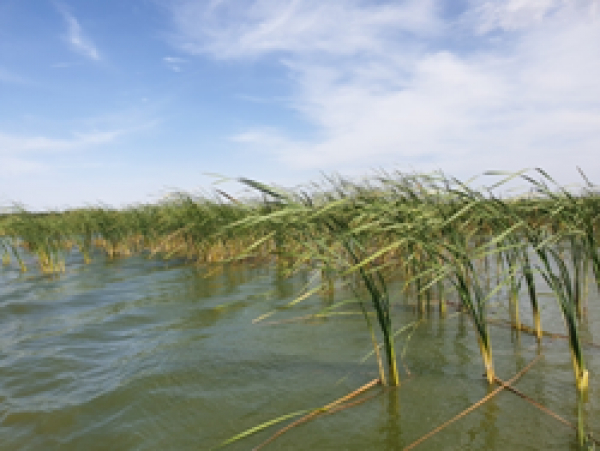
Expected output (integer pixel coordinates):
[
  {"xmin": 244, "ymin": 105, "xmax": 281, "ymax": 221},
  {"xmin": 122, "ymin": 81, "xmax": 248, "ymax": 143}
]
[{"xmin": 1, "ymin": 168, "xmax": 599, "ymax": 447}]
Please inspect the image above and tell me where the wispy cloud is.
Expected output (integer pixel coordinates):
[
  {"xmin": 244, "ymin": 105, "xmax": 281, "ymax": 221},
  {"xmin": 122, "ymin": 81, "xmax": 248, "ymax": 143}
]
[
  {"xmin": 169, "ymin": 0, "xmax": 600, "ymax": 182},
  {"xmin": 171, "ymin": 0, "xmax": 442, "ymax": 58},
  {"xmin": 464, "ymin": 0, "xmax": 600, "ymax": 33},
  {"xmin": 163, "ymin": 56, "xmax": 187, "ymax": 72},
  {"xmin": 51, "ymin": 61, "xmax": 83, "ymax": 69},
  {"xmin": 0, "ymin": 67, "xmax": 28, "ymax": 85},
  {"xmin": 0, "ymin": 128, "xmax": 126, "ymax": 176},
  {"xmin": 0, "ymin": 129, "xmax": 123, "ymax": 153},
  {"xmin": 0, "ymin": 156, "xmax": 46, "ymax": 176},
  {"xmin": 56, "ymin": 3, "xmax": 101, "ymax": 61}
]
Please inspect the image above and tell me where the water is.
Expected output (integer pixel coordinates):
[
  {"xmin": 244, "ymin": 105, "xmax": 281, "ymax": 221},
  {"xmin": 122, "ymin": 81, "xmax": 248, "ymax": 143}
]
[{"xmin": 0, "ymin": 251, "xmax": 598, "ymax": 450}]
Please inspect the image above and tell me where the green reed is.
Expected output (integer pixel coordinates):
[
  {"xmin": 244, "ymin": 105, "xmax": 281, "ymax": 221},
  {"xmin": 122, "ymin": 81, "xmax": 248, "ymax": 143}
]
[{"xmin": 1, "ymin": 168, "xmax": 599, "ymax": 447}]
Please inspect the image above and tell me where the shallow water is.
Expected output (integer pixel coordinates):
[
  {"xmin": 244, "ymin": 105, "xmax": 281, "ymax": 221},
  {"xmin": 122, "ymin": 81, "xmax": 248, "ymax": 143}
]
[{"xmin": 0, "ymin": 251, "xmax": 598, "ymax": 450}]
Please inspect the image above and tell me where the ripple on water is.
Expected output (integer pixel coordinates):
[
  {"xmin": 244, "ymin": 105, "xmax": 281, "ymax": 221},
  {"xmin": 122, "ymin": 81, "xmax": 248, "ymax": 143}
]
[{"xmin": 0, "ymin": 260, "xmax": 599, "ymax": 450}]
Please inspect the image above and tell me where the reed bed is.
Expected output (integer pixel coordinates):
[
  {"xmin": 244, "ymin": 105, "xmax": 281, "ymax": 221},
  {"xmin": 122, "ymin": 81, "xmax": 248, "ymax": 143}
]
[{"xmin": 1, "ymin": 168, "xmax": 599, "ymax": 447}]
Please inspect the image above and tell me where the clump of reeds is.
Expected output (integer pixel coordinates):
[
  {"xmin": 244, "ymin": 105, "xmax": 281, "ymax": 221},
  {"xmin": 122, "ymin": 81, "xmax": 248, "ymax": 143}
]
[{"xmin": 1, "ymin": 169, "xmax": 598, "ymax": 444}]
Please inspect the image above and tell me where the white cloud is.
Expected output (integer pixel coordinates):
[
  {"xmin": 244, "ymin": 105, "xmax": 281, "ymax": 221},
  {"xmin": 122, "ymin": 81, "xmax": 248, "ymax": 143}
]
[
  {"xmin": 163, "ymin": 56, "xmax": 188, "ymax": 71},
  {"xmin": 466, "ymin": 0, "xmax": 559, "ymax": 33},
  {"xmin": 0, "ymin": 130, "xmax": 123, "ymax": 154},
  {"xmin": 56, "ymin": 4, "xmax": 101, "ymax": 61},
  {"xmin": 0, "ymin": 156, "xmax": 46, "ymax": 176},
  {"xmin": 0, "ymin": 129, "xmax": 125, "ymax": 176},
  {"xmin": 163, "ymin": 56, "xmax": 187, "ymax": 64},
  {"xmin": 169, "ymin": 0, "xmax": 600, "ymax": 183},
  {"xmin": 51, "ymin": 61, "xmax": 82, "ymax": 69},
  {"xmin": 171, "ymin": 0, "xmax": 442, "ymax": 58},
  {"xmin": 0, "ymin": 67, "xmax": 27, "ymax": 84},
  {"xmin": 465, "ymin": 0, "xmax": 600, "ymax": 33}
]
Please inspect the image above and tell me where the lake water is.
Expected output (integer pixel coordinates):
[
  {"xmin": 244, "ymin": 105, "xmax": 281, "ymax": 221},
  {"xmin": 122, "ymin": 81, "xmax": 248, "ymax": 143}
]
[{"xmin": 0, "ymin": 250, "xmax": 598, "ymax": 450}]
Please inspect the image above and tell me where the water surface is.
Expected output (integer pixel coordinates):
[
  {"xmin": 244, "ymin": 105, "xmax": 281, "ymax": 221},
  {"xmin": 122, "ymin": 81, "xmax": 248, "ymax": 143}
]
[{"xmin": 1, "ymin": 251, "xmax": 598, "ymax": 450}]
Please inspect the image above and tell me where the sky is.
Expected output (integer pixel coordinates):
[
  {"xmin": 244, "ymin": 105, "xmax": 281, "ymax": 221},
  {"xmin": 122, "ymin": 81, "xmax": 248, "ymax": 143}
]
[{"xmin": 1, "ymin": 0, "xmax": 599, "ymax": 210}]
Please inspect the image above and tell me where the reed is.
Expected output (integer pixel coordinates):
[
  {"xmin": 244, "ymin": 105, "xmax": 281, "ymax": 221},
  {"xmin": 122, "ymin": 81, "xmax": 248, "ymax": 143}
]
[{"xmin": 1, "ymin": 168, "xmax": 599, "ymax": 447}]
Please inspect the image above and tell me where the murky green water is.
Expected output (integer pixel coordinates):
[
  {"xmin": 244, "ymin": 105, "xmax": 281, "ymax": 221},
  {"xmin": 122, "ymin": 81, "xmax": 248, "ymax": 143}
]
[{"xmin": 1, "ymin": 251, "xmax": 598, "ymax": 450}]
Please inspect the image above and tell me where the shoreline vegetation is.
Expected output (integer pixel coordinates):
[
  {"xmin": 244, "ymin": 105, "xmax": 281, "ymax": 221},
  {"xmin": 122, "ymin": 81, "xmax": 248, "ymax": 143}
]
[{"xmin": 1, "ymin": 168, "xmax": 599, "ymax": 448}]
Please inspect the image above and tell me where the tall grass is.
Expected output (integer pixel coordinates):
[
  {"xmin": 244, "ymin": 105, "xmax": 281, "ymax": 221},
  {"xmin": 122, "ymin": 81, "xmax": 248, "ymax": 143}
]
[{"xmin": 1, "ymin": 169, "xmax": 598, "ymax": 417}]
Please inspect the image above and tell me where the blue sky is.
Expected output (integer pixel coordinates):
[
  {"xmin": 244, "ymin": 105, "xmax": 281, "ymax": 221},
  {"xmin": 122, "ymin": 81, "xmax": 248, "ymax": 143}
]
[{"xmin": 1, "ymin": 0, "xmax": 599, "ymax": 209}]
